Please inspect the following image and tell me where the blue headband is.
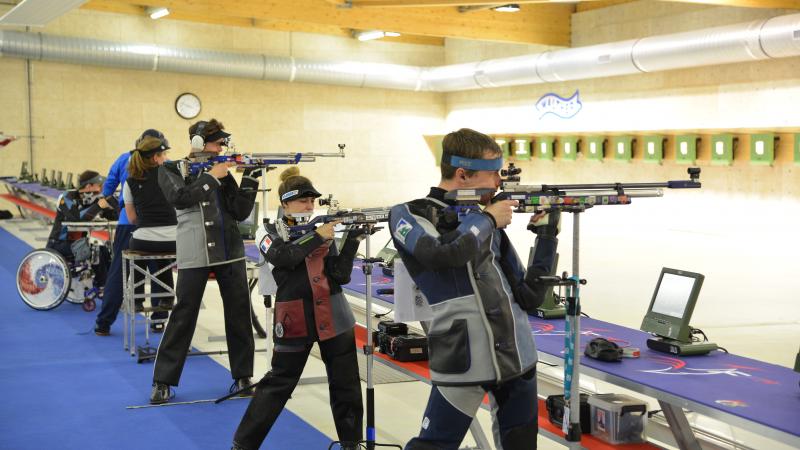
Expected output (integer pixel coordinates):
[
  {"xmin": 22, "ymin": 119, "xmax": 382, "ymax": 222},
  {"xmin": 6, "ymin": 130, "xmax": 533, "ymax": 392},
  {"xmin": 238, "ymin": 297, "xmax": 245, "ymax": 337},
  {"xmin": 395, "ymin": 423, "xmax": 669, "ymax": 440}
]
[{"xmin": 447, "ymin": 155, "xmax": 503, "ymax": 171}]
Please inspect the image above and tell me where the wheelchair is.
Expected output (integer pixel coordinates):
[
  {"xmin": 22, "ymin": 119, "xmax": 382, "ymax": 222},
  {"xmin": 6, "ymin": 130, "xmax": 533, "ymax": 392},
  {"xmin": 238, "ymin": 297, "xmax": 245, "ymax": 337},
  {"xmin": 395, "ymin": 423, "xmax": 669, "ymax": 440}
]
[{"xmin": 16, "ymin": 229, "xmax": 111, "ymax": 312}]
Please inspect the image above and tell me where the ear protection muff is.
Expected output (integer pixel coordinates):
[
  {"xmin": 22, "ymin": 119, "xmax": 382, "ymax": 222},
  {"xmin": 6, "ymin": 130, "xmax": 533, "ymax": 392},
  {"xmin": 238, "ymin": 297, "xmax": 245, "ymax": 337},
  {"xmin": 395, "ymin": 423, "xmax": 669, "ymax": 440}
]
[{"xmin": 190, "ymin": 121, "xmax": 208, "ymax": 151}]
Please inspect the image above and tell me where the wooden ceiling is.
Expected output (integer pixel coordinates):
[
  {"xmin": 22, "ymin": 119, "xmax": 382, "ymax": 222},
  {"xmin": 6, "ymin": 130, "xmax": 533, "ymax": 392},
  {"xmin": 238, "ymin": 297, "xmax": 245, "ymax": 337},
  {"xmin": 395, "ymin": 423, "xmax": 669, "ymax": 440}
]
[{"xmin": 80, "ymin": 0, "xmax": 800, "ymax": 47}]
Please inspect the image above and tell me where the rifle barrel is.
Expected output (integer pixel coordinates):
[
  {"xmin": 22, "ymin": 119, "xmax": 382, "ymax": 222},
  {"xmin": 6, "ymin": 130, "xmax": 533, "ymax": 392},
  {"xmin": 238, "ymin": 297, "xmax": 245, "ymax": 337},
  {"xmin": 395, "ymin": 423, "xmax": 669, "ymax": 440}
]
[
  {"xmin": 247, "ymin": 150, "xmax": 345, "ymax": 159},
  {"xmin": 559, "ymin": 189, "xmax": 663, "ymax": 198},
  {"xmin": 507, "ymin": 180, "xmax": 698, "ymax": 191}
]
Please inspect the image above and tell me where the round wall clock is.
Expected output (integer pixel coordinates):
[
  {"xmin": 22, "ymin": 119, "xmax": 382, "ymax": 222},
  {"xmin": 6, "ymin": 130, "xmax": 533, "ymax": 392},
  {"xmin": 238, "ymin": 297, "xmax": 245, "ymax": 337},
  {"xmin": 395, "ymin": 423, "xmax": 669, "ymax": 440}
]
[{"xmin": 175, "ymin": 92, "xmax": 201, "ymax": 119}]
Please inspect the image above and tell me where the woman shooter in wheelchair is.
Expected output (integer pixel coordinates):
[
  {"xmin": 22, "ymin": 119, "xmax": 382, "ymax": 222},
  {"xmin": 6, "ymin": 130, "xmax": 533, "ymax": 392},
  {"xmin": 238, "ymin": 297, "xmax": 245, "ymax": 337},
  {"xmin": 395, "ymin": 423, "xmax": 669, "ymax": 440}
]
[
  {"xmin": 46, "ymin": 170, "xmax": 118, "ymax": 289},
  {"xmin": 232, "ymin": 167, "xmax": 364, "ymax": 450},
  {"xmin": 96, "ymin": 136, "xmax": 177, "ymax": 336}
]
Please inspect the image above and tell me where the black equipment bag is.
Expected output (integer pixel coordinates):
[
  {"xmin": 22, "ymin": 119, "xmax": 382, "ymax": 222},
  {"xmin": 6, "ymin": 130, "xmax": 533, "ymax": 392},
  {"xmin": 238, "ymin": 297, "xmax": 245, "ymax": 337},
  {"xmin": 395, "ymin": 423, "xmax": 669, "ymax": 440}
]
[
  {"xmin": 378, "ymin": 320, "xmax": 407, "ymax": 336},
  {"xmin": 545, "ymin": 394, "xmax": 591, "ymax": 433},
  {"xmin": 385, "ymin": 333, "xmax": 428, "ymax": 362},
  {"xmin": 373, "ymin": 321, "xmax": 408, "ymax": 354}
]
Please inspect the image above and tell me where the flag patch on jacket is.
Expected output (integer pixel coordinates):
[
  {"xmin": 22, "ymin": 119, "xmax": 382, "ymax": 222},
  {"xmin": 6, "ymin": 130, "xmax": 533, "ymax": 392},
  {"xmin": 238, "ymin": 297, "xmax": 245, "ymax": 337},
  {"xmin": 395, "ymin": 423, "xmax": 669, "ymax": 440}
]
[{"xmin": 259, "ymin": 235, "xmax": 273, "ymax": 254}]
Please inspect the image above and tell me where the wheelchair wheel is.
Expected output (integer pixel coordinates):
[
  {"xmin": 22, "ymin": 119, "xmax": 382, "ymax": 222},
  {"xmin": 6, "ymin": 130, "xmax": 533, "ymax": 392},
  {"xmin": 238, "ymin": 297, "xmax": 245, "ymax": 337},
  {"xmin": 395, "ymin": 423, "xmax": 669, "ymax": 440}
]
[{"xmin": 16, "ymin": 249, "xmax": 71, "ymax": 311}]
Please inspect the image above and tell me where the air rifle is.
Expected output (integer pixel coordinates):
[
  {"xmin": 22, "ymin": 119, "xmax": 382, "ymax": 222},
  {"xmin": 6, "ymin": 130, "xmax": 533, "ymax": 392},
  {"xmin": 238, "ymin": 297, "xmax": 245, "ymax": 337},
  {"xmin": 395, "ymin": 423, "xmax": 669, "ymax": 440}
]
[
  {"xmin": 287, "ymin": 195, "xmax": 391, "ymax": 239},
  {"xmin": 444, "ymin": 164, "xmax": 701, "ymax": 217},
  {"xmin": 178, "ymin": 144, "xmax": 346, "ymax": 178}
]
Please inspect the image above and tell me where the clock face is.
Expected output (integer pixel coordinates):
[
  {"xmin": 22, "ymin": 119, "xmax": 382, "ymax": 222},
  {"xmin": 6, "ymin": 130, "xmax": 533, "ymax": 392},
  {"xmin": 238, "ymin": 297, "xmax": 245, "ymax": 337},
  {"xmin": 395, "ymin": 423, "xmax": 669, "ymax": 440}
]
[{"xmin": 175, "ymin": 93, "xmax": 201, "ymax": 119}]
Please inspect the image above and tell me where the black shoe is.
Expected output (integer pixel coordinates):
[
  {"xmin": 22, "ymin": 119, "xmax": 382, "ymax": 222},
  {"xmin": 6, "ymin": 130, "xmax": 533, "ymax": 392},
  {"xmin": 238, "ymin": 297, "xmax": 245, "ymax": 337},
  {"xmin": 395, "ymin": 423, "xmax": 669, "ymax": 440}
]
[
  {"xmin": 340, "ymin": 443, "xmax": 360, "ymax": 450},
  {"xmin": 94, "ymin": 325, "xmax": 110, "ymax": 336},
  {"xmin": 149, "ymin": 382, "xmax": 171, "ymax": 404},
  {"xmin": 150, "ymin": 322, "xmax": 165, "ymax": 333},
  {"xmin": 231, "ymin": 377, "xmax": 255, "ymax": 397}
]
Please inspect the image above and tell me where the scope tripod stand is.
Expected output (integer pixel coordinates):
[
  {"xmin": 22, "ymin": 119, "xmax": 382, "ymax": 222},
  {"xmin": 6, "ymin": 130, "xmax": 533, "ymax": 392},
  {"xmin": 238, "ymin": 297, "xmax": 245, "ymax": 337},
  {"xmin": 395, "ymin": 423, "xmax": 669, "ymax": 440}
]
[
  {"xmin": 535, "ymin": 209, "xmax": 588, "ymax": 446},
  {"xmin": 329, "ymin": 222, "xmax": 401, "ymax": 450}
]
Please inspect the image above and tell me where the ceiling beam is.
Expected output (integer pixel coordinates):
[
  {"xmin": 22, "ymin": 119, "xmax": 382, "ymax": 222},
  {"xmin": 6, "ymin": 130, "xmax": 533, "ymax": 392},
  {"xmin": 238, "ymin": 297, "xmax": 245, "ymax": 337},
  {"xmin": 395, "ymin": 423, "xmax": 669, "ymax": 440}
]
[
  {"xmin": 659, "ymin": 0, "xmax": 800, "ymax": 9},
  {"xmin": 83, "ymin": 0, "xmax": 571, "ymax": 46},
  {"xmin": 332, "ymin": 0, "xmax": 593, "ymax": 7},
  {"xmin": 575, "ymin": 0, "xmax": 635, "ymax": 12},
  {"xmin": 83, "ymin": 0, "xmax": 445, "ymax": 45}
]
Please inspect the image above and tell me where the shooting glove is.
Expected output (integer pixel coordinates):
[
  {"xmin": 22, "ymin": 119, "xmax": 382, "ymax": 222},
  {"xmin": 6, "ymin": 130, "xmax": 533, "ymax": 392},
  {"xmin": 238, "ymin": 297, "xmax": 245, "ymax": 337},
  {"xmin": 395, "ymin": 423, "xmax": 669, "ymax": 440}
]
[
  {"xmin": 527, "ymin": 209, "xmax": 560, "ymax": 239},
  {"xmin": 347, "ymin": 225, "xmax": 380, "ymax": 242},
  {"xmin": 243, "ymin": 167, "xmax": 263, "ymax": 179},
  {"xmin": 104, "ymin": 195, "xmax": 120, "ymax": 210}
]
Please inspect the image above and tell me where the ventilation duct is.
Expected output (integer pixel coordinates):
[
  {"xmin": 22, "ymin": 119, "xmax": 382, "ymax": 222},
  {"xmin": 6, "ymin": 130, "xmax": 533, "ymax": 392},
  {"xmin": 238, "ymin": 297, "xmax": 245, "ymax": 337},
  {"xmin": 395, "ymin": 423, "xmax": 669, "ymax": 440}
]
[{"xmin": 0, "ymin": 13, "xmax": 799, "ymax": 92}]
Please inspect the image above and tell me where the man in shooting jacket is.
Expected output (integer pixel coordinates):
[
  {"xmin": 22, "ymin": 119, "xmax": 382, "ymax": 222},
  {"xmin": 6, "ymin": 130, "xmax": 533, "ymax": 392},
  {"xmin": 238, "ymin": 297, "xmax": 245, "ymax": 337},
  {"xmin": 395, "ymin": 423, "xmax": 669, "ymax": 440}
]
[
  {"xmin": 149, "ymin": 118, "xmax": 260, "ymax": 404},
  {"xmin": 389, "ymin": 128, "xmax": 559, "ymax": 450}
]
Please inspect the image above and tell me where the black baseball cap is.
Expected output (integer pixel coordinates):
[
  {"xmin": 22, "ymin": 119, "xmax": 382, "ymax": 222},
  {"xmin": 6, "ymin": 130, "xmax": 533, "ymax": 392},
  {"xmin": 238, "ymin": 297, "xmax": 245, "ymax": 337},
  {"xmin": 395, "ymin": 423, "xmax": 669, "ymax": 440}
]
[{"xmin": 136, "ymin": 129, "xmax": 167, "ymax": 147}]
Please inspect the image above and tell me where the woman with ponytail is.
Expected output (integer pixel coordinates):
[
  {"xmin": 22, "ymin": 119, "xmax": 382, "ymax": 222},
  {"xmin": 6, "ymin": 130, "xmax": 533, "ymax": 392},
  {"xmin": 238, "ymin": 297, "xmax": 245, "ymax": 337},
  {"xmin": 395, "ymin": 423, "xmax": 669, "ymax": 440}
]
[
  {"xmin": 122, "ymin": 135, "xmax": 178, "ymax": 332},
  {"xmin": 232, "ymin": 167, "xmax": 364, "ymax": 450}
]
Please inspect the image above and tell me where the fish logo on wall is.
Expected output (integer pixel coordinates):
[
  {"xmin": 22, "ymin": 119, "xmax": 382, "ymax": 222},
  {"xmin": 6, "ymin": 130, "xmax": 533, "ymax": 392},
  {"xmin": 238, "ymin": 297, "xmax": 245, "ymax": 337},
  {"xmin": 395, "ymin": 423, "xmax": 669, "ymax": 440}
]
[{"xmin": 536, "ymin": 90, "xmax": 582, "ymax": 119}]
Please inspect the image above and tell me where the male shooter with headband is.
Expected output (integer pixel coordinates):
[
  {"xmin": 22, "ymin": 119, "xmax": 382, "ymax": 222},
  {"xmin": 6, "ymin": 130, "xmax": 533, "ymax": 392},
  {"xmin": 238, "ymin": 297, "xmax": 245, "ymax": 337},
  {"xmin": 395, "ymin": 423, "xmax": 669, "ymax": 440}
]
[
  {"xmin": 148, "ymin": 119, "xmax": 261, "ymax": 404},
  {"xmin": 46, "ymin": 170, "xmax": 118, "ymax": 289},
  {"xmin": 388, "ymin": 128, "xmax": 560, "ymax": 450}
]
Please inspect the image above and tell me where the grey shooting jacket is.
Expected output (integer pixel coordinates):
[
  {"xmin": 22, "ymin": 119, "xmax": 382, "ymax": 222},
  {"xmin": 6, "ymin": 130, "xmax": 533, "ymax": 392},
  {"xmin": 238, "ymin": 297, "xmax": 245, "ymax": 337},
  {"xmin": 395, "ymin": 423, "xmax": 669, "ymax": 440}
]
[{"xmin": 158, "ymin": 160, "xmax": 258, "ymax": 269}]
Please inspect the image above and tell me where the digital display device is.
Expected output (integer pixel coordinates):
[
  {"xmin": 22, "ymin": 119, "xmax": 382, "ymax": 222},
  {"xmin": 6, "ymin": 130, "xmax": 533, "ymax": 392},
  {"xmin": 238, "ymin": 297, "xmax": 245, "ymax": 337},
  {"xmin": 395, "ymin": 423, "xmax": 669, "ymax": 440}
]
[
  {"xmin": 640, "ymin": 267, "xmax": 704, "ymax": 343},
  {"xmin": 650, "ymin": 272, "xmax": 698, "ymax": 318}
]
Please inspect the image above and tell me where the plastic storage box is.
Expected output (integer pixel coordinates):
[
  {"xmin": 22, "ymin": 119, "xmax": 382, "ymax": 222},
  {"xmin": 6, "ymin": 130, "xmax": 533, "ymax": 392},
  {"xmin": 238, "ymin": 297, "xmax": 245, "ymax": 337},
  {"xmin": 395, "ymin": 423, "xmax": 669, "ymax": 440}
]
[{"xmin": 587, "ymin": 393, "xmax": 647, "ymax": 444}]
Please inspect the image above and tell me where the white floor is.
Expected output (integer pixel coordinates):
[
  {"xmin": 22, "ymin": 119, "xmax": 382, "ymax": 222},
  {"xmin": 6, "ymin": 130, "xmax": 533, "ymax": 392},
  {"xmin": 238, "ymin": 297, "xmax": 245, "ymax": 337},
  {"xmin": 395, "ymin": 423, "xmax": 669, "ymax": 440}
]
[{"xmin": 3, "ymin": 216, "xmax": 797, "ymax": 450}]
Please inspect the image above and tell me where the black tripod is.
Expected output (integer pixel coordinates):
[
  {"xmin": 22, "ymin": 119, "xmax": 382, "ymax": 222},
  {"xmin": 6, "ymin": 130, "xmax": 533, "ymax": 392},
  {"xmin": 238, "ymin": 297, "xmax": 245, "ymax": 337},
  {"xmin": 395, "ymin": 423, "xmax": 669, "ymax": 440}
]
[{"xmin": 330, "ymin": 223, "xmax": 400, "ymax": 450}]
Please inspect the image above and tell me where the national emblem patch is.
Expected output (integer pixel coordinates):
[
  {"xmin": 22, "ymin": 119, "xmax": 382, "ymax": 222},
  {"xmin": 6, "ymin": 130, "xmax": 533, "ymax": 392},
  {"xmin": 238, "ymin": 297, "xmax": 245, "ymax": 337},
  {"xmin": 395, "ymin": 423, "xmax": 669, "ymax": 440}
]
[{"xmin": 394, "ymin": 218, "xmax": 412, "ymax": 244}]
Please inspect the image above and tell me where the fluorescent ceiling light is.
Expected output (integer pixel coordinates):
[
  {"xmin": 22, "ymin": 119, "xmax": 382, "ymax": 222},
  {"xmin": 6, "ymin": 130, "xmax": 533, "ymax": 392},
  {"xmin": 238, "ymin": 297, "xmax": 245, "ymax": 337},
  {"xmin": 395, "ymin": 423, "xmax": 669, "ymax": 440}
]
[
  {"xmin": 146, "ymin": 7, "xmax": 170, "ymax": 20},
  {"xmin": 493, "ymin": 4, "xmax": 520, "ymax": 12},
  {"xmin": 354, "ymin": 30, "xmax": 386, "ymax": 41},
  {"xmin": 385, "ymin": 31, "xmax": 401, "ymax": 37}
]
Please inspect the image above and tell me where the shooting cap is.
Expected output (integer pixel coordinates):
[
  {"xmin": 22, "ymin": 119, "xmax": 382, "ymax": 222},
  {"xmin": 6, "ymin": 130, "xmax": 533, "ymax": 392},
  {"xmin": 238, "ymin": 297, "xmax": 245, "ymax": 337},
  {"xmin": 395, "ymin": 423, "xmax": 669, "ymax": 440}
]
[
  {"xmin": 131, "ymin": 135, "xmax": 170, "ymax": 157},
  {"xmin": 204, "ymin": 129, "xmax": 230, "ymax": 144},
  {"xmin": 278, "ymin": 167, "xmax": 321, "ymax": 202},
  {"xmin": 136, "ymin": 129, "xmax": 165, "ymax": 147},
  {"xmin": 280, "ymin": 182, "xmax": 321, "ymax": 202},
  {"xmin": 78, "ymin": 170, "xmax": 106, "ymax": 189}
]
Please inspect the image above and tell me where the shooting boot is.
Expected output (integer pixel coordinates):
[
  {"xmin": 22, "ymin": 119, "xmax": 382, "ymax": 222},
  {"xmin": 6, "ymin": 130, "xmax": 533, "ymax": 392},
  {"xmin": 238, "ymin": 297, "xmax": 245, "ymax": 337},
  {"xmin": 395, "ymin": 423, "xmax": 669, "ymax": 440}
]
[
  {"xmin": 233, "ymin": 377, "xmax": 255, "ymax": 397},
  {"xmin": 150, "ymin": 382, "xmax": 171, "ymax": 404}
]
